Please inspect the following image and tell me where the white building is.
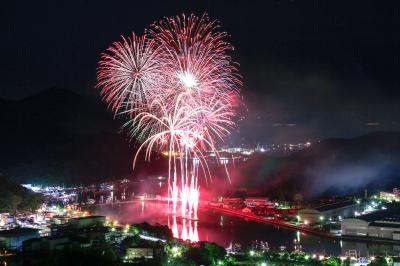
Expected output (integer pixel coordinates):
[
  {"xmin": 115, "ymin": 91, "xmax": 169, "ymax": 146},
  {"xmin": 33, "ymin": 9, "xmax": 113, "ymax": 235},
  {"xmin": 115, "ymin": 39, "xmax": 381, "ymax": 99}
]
[
  {"xmin": 368, "ymin": 221, "xmax": 400, "ymax": 240},
  {"xmin": 341, "ymin": 218, "xmax": 400, "ymax": 240},
  {"xmin": 297, "ymin": 209, "xmax": 322, "ymax": 225},
  {"xmin": 379, "ymin": 191, "xmax": 400, "ymax": 202},
  {"xmin": 341, "ymin": 218, "xmax": 369, "ymax": 236}
]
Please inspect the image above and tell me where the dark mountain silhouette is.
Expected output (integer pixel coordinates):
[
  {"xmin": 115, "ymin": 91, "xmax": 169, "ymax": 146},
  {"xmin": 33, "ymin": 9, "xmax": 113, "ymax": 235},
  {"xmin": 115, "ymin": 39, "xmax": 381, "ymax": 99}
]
[
  {"xmin": 214, "ymin": 131, "xmax": 400, "ymax": 200},
  {"xmin": 1, "ymin": 88, "xmax": 399, "ymax": 200},
  {"xmin": 0, "ymin": 87, "xmax": 143, "ymax": 185}
]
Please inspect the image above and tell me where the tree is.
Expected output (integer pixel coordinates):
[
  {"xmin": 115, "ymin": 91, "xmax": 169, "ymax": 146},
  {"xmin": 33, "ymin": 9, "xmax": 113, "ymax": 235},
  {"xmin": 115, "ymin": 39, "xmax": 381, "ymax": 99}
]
[
  {"xmin": 203, "ymin": 242, "xmax": 226, "ymax": 265},
  {"xmin": 368, "ymin": 257, "xmax": 388, "ymax": 266},
  {"xmin": 185, "ymin": 246, "xmax": 208, "ymax": 265},
  {"xmin": 120, "ymin": 235, "xmax": 141, "ymax": 248},
  {"xmin": 322, "ymin": 257, "xmax": 340, "ymax": 266},
  {"xmin": 8, "ymin": 193, "xmax": 22, "ymax": 215}
]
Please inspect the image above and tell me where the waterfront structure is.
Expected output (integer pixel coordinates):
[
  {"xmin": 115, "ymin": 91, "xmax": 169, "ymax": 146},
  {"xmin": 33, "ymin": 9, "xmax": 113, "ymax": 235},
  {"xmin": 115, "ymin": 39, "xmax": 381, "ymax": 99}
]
[
  {"xmin": 341, "ymin": 207, "xmax": 400, "ymax": 240},
  {"xmin": 296, "ymin": 209, "xmax": 321, "ymax": 224},
  {"xmin": 341, "ymin": 218, "xmax": 369, "ymax": 236},
  {"xmin": 221, "ymin": 197, "xmax": 244, "ymax": 209},
  {"xmin": 244, "ymin": 197, "xmax": 270, "ymax": 208},
  {"xmin": 298, "ymin": 200, "xmax": 360, "ymax": 224},
  {"xmin": 341, "ymin": 218, "xmax": 400, "ymax": 240},
  {"xmin": 368, "ymin": 221, "xmax": 400, "ymax": 239}
]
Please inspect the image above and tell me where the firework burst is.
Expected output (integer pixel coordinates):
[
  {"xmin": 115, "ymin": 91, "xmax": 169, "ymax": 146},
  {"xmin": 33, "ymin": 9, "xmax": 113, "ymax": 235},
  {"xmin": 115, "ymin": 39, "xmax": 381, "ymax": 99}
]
[
  {"xmin": 96, "ymin": 33, "xmax": 166, "ymax": 115},
  {"xmin": 97, "ymin": 13, "xmax": 242, "ymax": 222},
  {"xmin": 148, "ymin": 13, "xmax": 241, "ymax": 100}
]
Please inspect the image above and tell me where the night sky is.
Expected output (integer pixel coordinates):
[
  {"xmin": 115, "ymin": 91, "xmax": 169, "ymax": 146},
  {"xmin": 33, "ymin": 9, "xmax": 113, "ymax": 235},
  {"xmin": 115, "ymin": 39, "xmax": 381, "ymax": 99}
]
[{"xmin": 2, "ymin": 1, "xmax": 400, "ymax": 144}]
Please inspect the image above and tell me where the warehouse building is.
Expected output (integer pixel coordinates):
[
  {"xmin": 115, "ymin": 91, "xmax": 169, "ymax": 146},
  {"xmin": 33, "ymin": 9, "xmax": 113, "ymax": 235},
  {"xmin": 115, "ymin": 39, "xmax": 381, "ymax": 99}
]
[
  {"xmin": 368, "ymin": 221, "xmax": 400, "ymax": 239},
  {"xmin": 298, "ymin": 200, "xmax": 360, "ymax": 224},
  {"xmin": 341, "ymin": 206, "xmax": 400, "ymax": 241},
  {"xmin": 341, "ymin": 218, "xmax": 369, "ymax": 236}
]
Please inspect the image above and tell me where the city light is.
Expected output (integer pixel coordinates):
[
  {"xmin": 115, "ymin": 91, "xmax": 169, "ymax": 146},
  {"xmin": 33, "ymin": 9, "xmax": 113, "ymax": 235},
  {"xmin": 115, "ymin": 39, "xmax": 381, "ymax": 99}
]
[{"xmin": 4, "ymin": 5, "xmax": 400, "ymax": 266}]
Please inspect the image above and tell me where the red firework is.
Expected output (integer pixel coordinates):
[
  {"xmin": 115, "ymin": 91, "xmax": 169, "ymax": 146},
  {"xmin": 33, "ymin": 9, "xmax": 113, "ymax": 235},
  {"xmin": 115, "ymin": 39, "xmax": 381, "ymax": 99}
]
[{"xmin": 96, "ymin": 13, "xmax": 242, "ymax": 223}]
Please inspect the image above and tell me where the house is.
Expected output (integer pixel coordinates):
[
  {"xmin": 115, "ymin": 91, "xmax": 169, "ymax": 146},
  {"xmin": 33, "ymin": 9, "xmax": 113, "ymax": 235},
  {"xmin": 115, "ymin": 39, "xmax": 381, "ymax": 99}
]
[{"xmin": 126, "ymin": 247, "xmax": 153, "ymax": 259}]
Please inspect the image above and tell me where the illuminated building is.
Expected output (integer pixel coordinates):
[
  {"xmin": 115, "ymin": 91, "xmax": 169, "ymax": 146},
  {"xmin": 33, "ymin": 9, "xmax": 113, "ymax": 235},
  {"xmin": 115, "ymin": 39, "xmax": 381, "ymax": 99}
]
[
  {"xmin": 379, "ymin": 190, "xmax": 400, "ymax": 202},
  {"xmin": 244, "ymin": 197, "xmax": 270, "ymax": 208},
  {"xmin": 341, "ymin": 218, "xmax": 369, "ymax": 236},
  {"xmin": 126, "ymin": 248, "xmax": 153, "ymax": 259},
  {"xmin": 341, "ymin": 206, "xmax": 400, "ymax": 240}
]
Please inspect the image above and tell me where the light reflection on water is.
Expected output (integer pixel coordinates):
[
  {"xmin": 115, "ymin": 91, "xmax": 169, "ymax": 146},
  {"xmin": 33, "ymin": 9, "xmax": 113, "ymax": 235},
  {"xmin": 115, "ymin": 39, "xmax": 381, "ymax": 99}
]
[
  {"xmin": 0, "ymin": 231, "xmax": 39, "ymax": 250},
  {"xmin": 169, "ymin": 215, "xmax": 199, "ymax": 242},
  {"xmin": 94, "ymin": 202, "xmax": 400, "ymax": 257}
]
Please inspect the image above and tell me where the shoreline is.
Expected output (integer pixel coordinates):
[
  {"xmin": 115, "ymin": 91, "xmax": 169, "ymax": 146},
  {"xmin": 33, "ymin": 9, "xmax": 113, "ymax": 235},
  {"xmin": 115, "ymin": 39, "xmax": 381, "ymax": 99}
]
[{"xmin": 207, "ymin": 205, "xmax": 400, "ymax": 245}]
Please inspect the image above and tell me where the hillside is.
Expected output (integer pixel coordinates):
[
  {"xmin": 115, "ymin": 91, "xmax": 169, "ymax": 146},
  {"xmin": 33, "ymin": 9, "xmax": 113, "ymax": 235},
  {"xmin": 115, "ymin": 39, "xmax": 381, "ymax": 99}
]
[
  {"xmin": 1, "ymin": 88, "xmax": 400, "ymax": 200},
  {"xmin": 213, "ymin": 132, "xmax": 400, "ymax": 200},
  {"xmin": 0, "ymin": 88, "xmax": 138, "ymax": 185},
  {"xmin": 0, "ymin": 175, "xmax": 43, "ymax": 214}
]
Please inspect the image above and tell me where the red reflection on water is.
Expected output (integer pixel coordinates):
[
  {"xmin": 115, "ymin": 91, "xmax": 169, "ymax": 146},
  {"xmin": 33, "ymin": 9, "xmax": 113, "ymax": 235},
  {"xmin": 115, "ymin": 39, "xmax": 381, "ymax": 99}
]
[
  {"xmin": 194, "ymin": 222, "xmax": 199, "ymax": 242},
  {"xmin": 170, "ymin": 215, "xmax": 199, "ymax": 242},
  {"xmin": 98, "ymin": 202, "xmax": 201, "ymax": 243},
  {"xmin": 181, "ymin": 218, "xmax": 199, "ymax": 242},
  {"xmin": 172, "ymin": 215, "xmax": 179, "ymax": 238}
]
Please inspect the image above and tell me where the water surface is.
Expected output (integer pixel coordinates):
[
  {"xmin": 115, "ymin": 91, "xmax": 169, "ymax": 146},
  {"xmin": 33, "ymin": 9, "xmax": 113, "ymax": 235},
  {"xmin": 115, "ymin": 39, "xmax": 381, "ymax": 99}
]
[{"xmin": 94, "ymin": 202, "xmax": 399, "ymax": 256}]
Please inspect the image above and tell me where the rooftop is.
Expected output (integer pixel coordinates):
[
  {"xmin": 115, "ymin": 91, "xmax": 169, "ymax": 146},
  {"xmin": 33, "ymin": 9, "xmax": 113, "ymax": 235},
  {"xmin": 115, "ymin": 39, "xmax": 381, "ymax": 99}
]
[
  {"xmin": 315, "ymin": 200, "xmax": 356, "ymax": 212},
  {"xmin": 369, "ymin": 221, "xmax": 400, "ymax": 229},
  {"xmin": 355, "ymin": 203, "xmax": 400, "ymax": 222},
  {"xmin": 69, "ymin": 215, "xmax": 105, "ymax": 220}
]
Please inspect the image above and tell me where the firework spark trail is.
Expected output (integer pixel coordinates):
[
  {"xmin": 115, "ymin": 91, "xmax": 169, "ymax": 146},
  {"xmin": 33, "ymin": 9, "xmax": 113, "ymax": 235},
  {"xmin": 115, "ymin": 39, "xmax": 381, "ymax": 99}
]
[
  {"xmin": 97, "ymin": 13, "xmax": 241, "ymax": 223},
  {"xmin": 128, "ymin": 95, "xmax": 234, "ymax": 218}
]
